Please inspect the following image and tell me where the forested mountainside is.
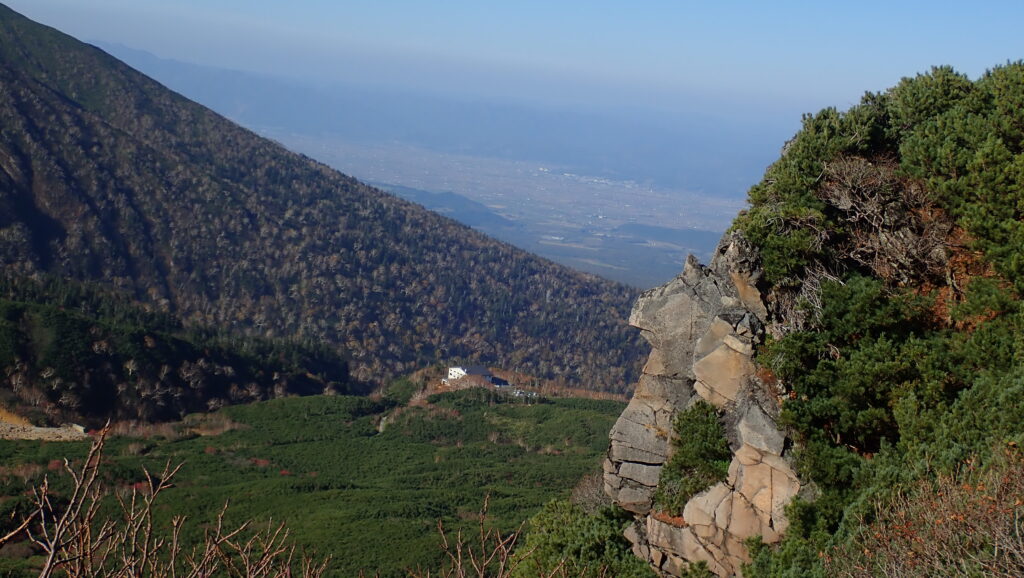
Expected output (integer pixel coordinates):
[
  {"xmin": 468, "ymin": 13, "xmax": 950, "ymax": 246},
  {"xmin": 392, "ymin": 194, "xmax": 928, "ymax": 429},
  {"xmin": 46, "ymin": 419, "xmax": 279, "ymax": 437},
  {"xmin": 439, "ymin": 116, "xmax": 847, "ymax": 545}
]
[
  {"xmin": 735, "ymin": 62, "xmax": 1024, "ymax": 576},
  {"xmin": 0, "ymin": 4, "xmax": 644, "ymax": 389},
  {"xmin": 0, "ymin": 274, "xmax": 355, "ymax": 427}
]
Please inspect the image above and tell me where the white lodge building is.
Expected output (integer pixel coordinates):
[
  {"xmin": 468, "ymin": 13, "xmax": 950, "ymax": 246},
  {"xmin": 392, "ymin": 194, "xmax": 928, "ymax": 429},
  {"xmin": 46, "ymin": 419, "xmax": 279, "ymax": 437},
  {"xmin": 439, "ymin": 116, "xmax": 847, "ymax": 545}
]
[
  {"xmin": 445, "ymin": 366, "xmax": 492, "ymax": 381},
  {"xmin": 441, "ymin": 365, "xmax": 515, "ymax": 391}
]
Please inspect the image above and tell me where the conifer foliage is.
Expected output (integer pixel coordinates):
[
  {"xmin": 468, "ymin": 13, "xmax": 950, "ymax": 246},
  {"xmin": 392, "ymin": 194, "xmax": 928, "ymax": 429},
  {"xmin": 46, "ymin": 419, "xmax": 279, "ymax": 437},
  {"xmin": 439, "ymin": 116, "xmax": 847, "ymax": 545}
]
[{"xmin": 736, "ymin": 63, "xmax": 1024, "ymax": 576}]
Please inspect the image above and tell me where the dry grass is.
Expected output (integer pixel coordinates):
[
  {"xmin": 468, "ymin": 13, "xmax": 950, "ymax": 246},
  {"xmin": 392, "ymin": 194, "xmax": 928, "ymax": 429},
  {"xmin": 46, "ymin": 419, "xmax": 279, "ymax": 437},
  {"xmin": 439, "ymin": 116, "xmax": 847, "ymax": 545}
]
[
  {"xmin": 825, "ymin": 444, "xmax": 1024, "ymax": 578},
  {"xmin": 0, "ymin": 405, "xmax": 31, "ymax": 426},
  {"xmin": 569, "ymin": 471, "xmax": 611, "ymax": 515},
  {"xmin": 106, "ymin": 420, "xmax": 183, "ymax": 440},
  {"xmin": 182, "ymin": 412, "xmax": 248, "ymax": 437},
  {"xmin": 0, "ymin": 462, "xmax": 45, "ymax": 484},
  {"xmin": 107, "ymin": 412, "xmax": 247, "ymax": 440}
]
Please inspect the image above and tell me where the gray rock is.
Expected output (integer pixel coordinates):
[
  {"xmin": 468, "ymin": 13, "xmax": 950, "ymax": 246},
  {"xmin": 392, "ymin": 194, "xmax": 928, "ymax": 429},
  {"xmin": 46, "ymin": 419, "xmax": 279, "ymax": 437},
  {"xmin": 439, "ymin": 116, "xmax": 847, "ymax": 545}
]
[
  {"xmin": 630, "ymin": 257, "xmax": 735, "ymax": 380},
  {"xmin": 609, "ymin": 404, "xmax": 669, "ymax": 463},
  {"xmin": 605, "ymin": 238, "xmax": 798, "ymax": 577},
  {"xmin": 617, "ymin": 483, "xmax": 656, "ymax": 514},
  {"xmin": 737, "ymin": 403, "xmax": 786, "ymax": 455},
  {"xmin": 710, "ymin": 231, "xmax": 768, "ymax": 322},
  {"xmin": 619, "ymin": 462, "xmax": 663, "ymax": 487}
]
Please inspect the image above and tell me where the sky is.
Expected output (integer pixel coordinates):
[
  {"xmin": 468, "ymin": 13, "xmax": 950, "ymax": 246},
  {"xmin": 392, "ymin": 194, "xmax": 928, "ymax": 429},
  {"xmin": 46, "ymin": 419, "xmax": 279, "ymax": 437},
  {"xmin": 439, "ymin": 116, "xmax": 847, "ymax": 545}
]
[{"xmin": 6, "ymin": 0, "xmax": 1024, "ymax": 122}]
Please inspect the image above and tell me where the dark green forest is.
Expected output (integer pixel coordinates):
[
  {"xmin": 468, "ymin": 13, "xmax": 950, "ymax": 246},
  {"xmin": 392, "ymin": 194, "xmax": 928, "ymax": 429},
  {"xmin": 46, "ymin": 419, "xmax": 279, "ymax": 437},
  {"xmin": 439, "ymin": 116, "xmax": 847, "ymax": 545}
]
[
  {"xmin": 0, "ymin": 274, "xmax": 355, "ymax": 426},
  {"xmin": 0, "ymin": 4, "xmax": 644, "ymax": 391},
  {"xmin": 734, "ymin": 63, "xmax": 1024, "ymax": 576}
]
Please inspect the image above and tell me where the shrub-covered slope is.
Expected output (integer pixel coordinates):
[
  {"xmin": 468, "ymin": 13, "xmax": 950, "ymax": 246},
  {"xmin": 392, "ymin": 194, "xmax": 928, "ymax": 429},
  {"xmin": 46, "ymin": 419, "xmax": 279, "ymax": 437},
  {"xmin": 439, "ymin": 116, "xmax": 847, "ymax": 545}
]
[
  {"xmin": 0, "ymin": 4, "xmax": 643, "ymax": 390},
  {"xmin": 733, "ymin": 63, "xmax": 1024, "ymax": 576}
]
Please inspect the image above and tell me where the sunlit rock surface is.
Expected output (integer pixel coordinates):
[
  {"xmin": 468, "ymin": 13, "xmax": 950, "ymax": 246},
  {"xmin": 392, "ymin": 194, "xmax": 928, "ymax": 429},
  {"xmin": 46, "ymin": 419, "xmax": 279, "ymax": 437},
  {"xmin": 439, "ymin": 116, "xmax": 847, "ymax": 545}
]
[{"xmin": 605, "ymin": 232, "xmax": 802, "ymax": 577}]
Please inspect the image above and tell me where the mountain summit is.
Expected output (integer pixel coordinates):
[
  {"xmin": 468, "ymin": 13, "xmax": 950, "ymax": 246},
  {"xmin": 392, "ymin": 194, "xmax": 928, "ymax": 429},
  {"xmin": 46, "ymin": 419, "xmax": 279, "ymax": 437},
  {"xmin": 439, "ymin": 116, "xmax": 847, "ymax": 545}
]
[{"xmin": 0, "ymin": 3, "xmax": 644, "ymax": 388}]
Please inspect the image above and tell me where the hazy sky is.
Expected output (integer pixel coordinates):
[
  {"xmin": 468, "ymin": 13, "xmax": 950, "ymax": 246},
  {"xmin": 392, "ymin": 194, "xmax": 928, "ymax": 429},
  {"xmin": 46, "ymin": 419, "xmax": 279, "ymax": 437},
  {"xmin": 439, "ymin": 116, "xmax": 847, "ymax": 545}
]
[{"xmin": 7, "ymin": 0, "xmax": 1024, "ymax": 120}]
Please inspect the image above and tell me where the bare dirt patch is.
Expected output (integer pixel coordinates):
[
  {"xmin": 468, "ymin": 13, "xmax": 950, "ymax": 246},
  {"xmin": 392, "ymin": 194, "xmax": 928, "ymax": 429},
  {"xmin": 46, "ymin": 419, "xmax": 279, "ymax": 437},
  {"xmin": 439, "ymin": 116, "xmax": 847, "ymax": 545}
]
[{"xmin": 0, "ymin": 422, "xmax": 89, "ymax": 442}]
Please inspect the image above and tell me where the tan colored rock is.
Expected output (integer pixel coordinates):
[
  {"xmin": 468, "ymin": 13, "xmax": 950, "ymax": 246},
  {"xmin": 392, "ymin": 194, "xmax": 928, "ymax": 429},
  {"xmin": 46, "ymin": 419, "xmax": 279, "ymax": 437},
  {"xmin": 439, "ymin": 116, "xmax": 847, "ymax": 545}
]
[
  {"xmin": 703, "ymin": 541, "xmax": 729, "ymax": 573},
  {"xmin": 723, "ymin": 534, "xmax": 754, "ymax": 566},
  {"xmin": 624, "ymin": 524, "xmax": 650, "ymax": 560},
  {"xmin": 760, "ymin": 452, "xmax": 793, "ymax": 473},
  {"xmin": 695, "ymin": 318, "xmax": 734, "ymax": 358},
  {"xmin": 714, "ymin": 485, "xmax": 734, "ymax": 526},
  {"xmin": 693, "ymin": 343, "xmax": 753, "ymax": 406},
  {"xmin": 730, "ymin": 271, "xmax": 768, "ymax": 320},
  {"xmin": 770, "ymin": 469, "xmax": 801, "ymax": 533},
  {"xmin": 661, "ymin": 554, "xmax": 681, "ymax": 576},
  {"xmin": 647, "ymin": 516, "xmax": 689, "ymax": 554},
  {"xmin": 678, "ymin": 529, "xmax": 731, "ymax": 575},
  {"xmin": 630, "ymin": 256, "xmax": 733, "ymax": 380},
  {"xmin": 723, "ymin": 333, "xmax": 753, "ymax": 355},
  {"xmin": 683, "ymin": 483, "xmax": 731, "ymax": 527},
  {"xmin": 642, "ymin": 343, "xmax": 668, "ymax": 375},
  {"xmin": 692, "ymin": 520, "xmax": 720, "ymax": 541},
  {"xmin": 740, "ymin": 465, "xmax": 775, "ymax": 515},
  {"xmin": 738, "ymin": 448, "xmax": 763, "ymax": 468},
  {"xmin": 759, "ymin": 518, "xmax": 783, "ymax": 544},
  {"xmin": 727, "ymin": 493, "xmax": 761, "ymax": 539},
  {"xmin": 608, "ymin": 233, "xmax": 800, "ymax": 577},
  {"xmin": 728, "ymin": 456, "xmax": 741, "ymax": 486}
]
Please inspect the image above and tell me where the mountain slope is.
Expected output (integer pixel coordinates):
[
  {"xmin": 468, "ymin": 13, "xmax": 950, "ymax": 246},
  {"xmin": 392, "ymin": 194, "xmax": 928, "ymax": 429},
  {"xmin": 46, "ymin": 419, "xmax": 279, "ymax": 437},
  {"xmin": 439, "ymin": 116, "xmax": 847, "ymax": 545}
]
[
  {"xmin": 0, "ymin": 4, "xmax": 644, "ymax": 389},
  {"xmin": 0, "ymin": 274, "xmax": 354, "ymax": 426}
]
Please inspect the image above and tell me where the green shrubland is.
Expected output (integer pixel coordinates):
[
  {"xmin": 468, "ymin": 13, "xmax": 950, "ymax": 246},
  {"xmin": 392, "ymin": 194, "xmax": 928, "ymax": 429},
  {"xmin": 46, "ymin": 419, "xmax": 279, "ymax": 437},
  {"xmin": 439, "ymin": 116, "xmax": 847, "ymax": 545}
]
[{"xmin": 0, "ymin": 390, "xmax": 624, "ymax": 577}]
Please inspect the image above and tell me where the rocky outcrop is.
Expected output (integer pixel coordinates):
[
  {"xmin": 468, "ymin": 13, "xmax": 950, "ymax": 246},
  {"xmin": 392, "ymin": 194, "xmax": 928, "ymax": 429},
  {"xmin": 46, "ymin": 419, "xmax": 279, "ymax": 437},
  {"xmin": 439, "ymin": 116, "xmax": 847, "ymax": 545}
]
[{"xmin": 604, "ymin": 232, "xmax": 801, "ymax": 576}]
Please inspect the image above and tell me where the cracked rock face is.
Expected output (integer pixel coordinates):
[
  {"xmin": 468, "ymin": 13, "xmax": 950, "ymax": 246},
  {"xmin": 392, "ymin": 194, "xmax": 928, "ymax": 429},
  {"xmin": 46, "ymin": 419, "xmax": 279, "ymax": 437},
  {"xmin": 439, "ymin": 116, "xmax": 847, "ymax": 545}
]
[{"xmin": 604, "ymin": 233, "xmax": 802, "ymax": 577}]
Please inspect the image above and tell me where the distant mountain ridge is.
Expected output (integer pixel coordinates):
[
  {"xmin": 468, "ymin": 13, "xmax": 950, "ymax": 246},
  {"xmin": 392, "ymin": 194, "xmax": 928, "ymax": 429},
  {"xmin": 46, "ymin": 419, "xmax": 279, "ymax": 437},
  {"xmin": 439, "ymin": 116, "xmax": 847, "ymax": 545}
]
[{"xmin": 0, "ymin": 4, "xmax": 644, "ymax": 389}]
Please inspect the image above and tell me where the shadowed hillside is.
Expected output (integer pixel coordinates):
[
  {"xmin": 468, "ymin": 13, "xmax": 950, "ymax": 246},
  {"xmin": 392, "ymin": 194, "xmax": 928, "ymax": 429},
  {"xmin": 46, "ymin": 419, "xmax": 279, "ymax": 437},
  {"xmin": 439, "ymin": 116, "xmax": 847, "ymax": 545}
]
[{"xmin": 0, "ymin": 4, "xmax": 645, "ymax": 390}]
